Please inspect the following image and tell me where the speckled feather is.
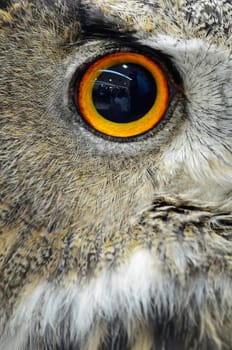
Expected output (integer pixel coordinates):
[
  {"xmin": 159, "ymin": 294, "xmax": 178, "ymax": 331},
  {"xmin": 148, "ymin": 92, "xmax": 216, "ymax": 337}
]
[{"xmin": 0, "ymin": 1, "xmax": 232, "ymax": 349}]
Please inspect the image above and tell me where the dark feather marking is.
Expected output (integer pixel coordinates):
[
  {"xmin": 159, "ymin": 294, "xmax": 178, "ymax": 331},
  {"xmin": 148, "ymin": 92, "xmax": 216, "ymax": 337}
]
[
  {"xmin": 102, "ymin": 319, "xmax": 130, "ymax": 350},
  {"xmin": 0, "ymin": 0, "xmax": 11, "ymax": 9}
]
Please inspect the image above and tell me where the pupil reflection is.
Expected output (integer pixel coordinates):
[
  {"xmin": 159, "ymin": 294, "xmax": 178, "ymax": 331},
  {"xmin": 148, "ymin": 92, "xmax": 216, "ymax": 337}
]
[{"xmin": 92, "ymin": 63, "xmax": 157, "ymax": 123}]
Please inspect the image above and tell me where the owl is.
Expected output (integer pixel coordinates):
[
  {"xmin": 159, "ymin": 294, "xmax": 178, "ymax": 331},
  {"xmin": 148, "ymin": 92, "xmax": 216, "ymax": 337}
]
[{"xmin": 0, "ymin": 0, "xmax": 232, "ymax": 349}]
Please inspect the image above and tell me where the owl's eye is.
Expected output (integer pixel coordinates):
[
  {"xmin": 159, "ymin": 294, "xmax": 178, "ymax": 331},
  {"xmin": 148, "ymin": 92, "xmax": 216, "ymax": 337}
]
[{"xmin": 75, "ymin": 52, "xmax": 170, "ymax": 139}]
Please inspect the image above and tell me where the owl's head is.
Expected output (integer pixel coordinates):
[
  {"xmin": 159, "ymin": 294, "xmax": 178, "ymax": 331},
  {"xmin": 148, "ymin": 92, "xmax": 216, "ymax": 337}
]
[{"xmin": 0, "ymin": 1, "xmax": 232, "ymax": 349}]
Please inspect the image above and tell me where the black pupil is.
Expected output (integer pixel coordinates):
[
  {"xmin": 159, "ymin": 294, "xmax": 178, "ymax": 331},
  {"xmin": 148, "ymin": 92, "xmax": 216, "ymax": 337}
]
[{"xmin": 92, "ymin": 63, "xmax": 157, "ymax": 123}]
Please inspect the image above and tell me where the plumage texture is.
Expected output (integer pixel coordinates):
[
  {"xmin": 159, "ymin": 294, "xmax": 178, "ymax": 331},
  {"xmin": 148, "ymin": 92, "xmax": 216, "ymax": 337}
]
[{"xmin": 0, "ymin": 0, "xmax": 232, "ymax": 349}]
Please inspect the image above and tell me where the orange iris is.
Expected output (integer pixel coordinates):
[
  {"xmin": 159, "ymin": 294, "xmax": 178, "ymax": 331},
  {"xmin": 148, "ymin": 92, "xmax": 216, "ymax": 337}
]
[{"xmin": 77, "ymin": 52, "xmax": 169, "ymax": 138}]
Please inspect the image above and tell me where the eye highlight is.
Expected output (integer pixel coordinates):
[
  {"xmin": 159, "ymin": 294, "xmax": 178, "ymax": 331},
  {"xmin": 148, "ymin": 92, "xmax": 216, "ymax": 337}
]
[{"xmin": 75, "ymin": 52, "xmax": 169, "ymax": 139}]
